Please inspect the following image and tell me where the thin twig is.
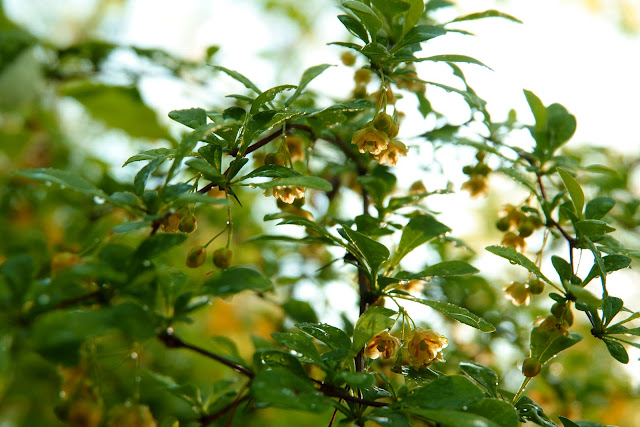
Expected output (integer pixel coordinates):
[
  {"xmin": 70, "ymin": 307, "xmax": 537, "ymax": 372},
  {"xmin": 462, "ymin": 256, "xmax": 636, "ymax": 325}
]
[
  {"xmin": 55, "ymin": 290, "xmax": 102, "ymax": 310},
  {"xmin": 198, "ymin": 395, "xmax": 250, "ymax": 426},
  {"xmin": 157, "ymin": 330, "xmax": 255, "ymax": 378}
]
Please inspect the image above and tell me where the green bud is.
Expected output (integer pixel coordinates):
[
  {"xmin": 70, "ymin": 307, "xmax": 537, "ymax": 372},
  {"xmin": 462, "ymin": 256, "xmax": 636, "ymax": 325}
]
[
  {"xmin": 179, "ymin": 214, "xmax": 197, "ymax": 233},
  {"xmin": 213, "ymin": 248, "xmax": 232, "ymax": 269},
  {"xmin": 496, "ymin": 216, "xmax": 511, "ymax": 232},
  {"xmin": 518, "ymin": 221, "xmax": 535, "ymax": 237},
  {"xmin": 373, "ymin": 113, "xmax": 394, "ymax": 134},
  {"xmin": 527, "ymin": 279, "xmax": 545, "ymax": 295},
  {"xmin": 186, "ymin": 247, "xmax": 206, "ymax": 268},
  {"xmin": 264, "ymin": 152, "xmax": 285, "ymax": 166},
  {"xmin": 522, "ymin": 357, "xmax": 542, "ymax": 377}
]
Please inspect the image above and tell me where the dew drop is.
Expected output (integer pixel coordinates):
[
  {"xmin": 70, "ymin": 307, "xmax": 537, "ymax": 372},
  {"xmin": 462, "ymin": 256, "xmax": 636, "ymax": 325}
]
[
  {"xmin": 37, "ymin": 294, "xmax": 50, "ymax": 305},
  {"xmin": 45, "ymin": 181, "xmax": 52, "ymax": 187},
  {"xmin": 166, "ymin": 327, "xmax": 174, "ymax": 335},
  {"xmin": 130, "ymin": 352, "xmax": 138, "ymax": 360},
  {"xmin": 93, "ymin": 196, "xmax": 105, "ymax": 205},
  {"xmin": 142, "ymin": 260, "xmax": 151, "ymax": 267}
]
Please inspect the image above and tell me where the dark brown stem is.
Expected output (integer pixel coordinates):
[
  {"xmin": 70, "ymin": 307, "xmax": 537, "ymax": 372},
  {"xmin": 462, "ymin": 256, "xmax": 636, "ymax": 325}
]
[
  {"xmin": 158, "ymin": 330, "xmax": 255, "ymax": 378},
  {"xmin": 318, "ymin": 382, "xmax": 387, "ymax": 408},
  {"xmin": 536, "ymin": 173, "xmax": 576, "ymax": 271},
  {"xmin": 198, "ymin": 124, "xmax": 315, "ymax": 194},
  {"xmin": 55, "ymin": 290, "xmax": 102, "ymax": 310},
  {"xmin": 198, "ymin": 395, "xmax": 250, "ymax": 426}
]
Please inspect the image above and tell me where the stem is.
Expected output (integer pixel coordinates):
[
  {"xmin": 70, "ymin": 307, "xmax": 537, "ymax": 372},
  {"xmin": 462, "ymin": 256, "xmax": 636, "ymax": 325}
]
[
  {"xmin": 55, "ymin": 290, "xmax": 102, "ymax": 310},
  {"xmin": 158, "ymin": 329, "xmax": 255, "ymax": 378},
  {"xmin": 199, "ymin": 395, "xmax": 250, "ymax": 426},
  {"xmin": 511, "ymin": 377, "xmax": 532, "ymax": 405},
  {"xmin": 317, "ymin": 382, "xmax": 387, "ymax": 407}
]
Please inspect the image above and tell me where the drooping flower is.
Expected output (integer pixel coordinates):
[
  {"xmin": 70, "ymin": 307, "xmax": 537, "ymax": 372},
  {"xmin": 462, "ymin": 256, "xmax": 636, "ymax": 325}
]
[
  {"xmin": 265, "ymin": 185, "xmax": 305, "ymax": 204},
  {"xmin": 406, "ymin": 328, "xmax": 448, "ymax": 369},
  {"xmin": 286, "ymin": 136, "xmax": 306, "ymax": 163},
  {"xmin": 376, "ymin": 140, "xmax": 408, "ymax": 166},
  {"xmin": 461, "ymin": 175, "xmax": 489, "ymax": 198},
  {"xmin": 364, "ymin": 331, "xmax": 401, "ymax": 360},
  {"xmin": 351, "ymin": 127, "xmax": 389, "ymax": 155},
  {"xmin": 501, "ymin": 231, "xmax": 527, "ymax": 252},
  {"xmin": 503, "ymin": 281, "xmax": 531, "ymax": 306}
]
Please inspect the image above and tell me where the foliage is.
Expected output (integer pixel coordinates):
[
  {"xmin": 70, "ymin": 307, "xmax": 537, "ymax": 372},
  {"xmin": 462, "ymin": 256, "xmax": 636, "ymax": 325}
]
[{"xmin": 1, "ymin": 0, "xmax": 639, "ymax": 426}]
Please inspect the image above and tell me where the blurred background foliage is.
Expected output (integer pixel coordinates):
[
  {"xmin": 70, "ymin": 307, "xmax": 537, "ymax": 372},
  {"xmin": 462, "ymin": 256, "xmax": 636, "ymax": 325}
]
[{"xmin": 1, "ymin": 0, "xmax": 639, "ymax": 426}]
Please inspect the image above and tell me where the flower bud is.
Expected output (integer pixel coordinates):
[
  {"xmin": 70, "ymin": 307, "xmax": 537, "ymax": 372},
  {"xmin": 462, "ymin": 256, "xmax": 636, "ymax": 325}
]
[
  {"xmin": 341, "ymin": 52, "xmax": 356, "ymax": 66},
  {"xmin": 179, "ymin": 214, "xmax": 197, "ymax": 233},
  {"xmin": 527, "ymin": 279, "xmax": 545, "ymax": 295},
  {"xmin": 504, "ymin": 282, "xmax": 531, "ymax": 306},
  {"xmin": 518, "ymin": 221, "xmax": 535, "ymax": 238},
  {"xmin": 522, "ymin": 357, "xmax": 541, "ymax": 377},
  {"xmin": 496, "ymin": 216, "xmax": 511, "ymax": 232},
  {"xmin": 213, "ymin": 248, "xmax": 232, "ymax": 269},
  {"xmin": 373, "ymin": 113, "xmax": 394, "ymax": 134},
  {"xmin": 161, "ymin": 213, "xmax": 181, "ymax": 233},
  {"xmin": 264, "ymin": 152, "xmax": 286, "ymax": 166},
  {"xmin": 186, "ymin": 247, "xmax": 206, "ymax": 268},
  {"xmin": 354, "ymin": 69, "xmax": 372, "ymax": 85}
]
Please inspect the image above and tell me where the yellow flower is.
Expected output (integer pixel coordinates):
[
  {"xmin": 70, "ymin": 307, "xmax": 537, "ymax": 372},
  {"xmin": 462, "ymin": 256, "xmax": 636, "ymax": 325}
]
[
  {"xmin": 364, "ymin": 331, "xmax": 401, "ymax": 360},
  {"xmin": 286, "ymin": 136, "xmax": 306, "ymax": 162},
  {"xmin": 461, "ymin": 175, "xmax": 489, "ymax": 198},
  {"xmin": 503, "ymin": 281, "xmax": 531, "ymax": 306},
  {"xmin": 351, "ymin": 127, "xmax": 389, "ymax": 155},
  {"xmin": 406, "ymin": 328, "xmax": 448, "ymax": 369},
  {"xmin": 501, "ymin": 231, "xmax": 526, "ymax": 252},
  {"xmin": 265, "ymin": 185, "xmax": 305, "ymax": 204},
  {"xmin": 397, "ymin": 280, "xmax": 424, "ymax": 295},
  {"xmin": 376, "ymin": 140, "xmax": 408, "ymax": 166}
]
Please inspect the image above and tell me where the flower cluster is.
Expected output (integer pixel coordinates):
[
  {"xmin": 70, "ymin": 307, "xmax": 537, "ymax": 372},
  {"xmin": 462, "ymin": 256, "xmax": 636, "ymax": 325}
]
[
  {"xmin": 364, "ymin": 327, "xmax": 449, "ymax": 370},
  {"xmin": 496, "ymin": 204, "xmax": 543, "ymax": 252},
  {"xmin": 351, "ymin": 112, "xmax": 407, "ymax": 166},
  {"xmin": 461, "ymin": 151, "xmax": 491, "ymax": 198}
]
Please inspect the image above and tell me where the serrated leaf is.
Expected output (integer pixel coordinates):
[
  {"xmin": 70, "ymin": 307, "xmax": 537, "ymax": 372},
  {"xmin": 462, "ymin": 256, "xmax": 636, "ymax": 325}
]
[
  {"xmin": 459, "ymin": 362, "xmax": 498, "ymax": 397},
  {"xmin": 392, "ymin": 214, "xmax": 451, "ymax": 265},
  {"xmin": 411, "ymin": 260, "xmax": 479, "ymax": 278},
  {"xmin": 350, "ymin": 306, "xmax": 396, "ymax": 359},
  {"xmin": 254, "ymin": 176, "xmax": 333, "ymax": 191},
  {"xmin": 213, "ymin": 65, "xmax": 261, "ymax": 94},
  {"xmin": 250, "ymin": 84, "xmax": 296, "ymax": 114},
  {"xmin": 296, "ymin": 323, "xmax": 352, "ymax": 351},
  {"xmin": 168, "ymin": 108, "xmax": 207, "ymax": 129},
  {"xmin": 401, "ymin": 297, "xmax": 495, "ymax": 332},
  {"xmin": 340, "ymin": 227, "xmax": 390, "ymax": 275},
  {"xmin": 449, "ymin": 9, "xmax": 522, "ymax": 24},
  {"xmin": 530, "ymin": 327, "xmax": 582, "ymax": 365},
  {"xmin": 16, "ymin": 168, "xmax": 106, "ymax": 198},
  {"xmin": 486, "ymin": 245, "xmax": 554, "ymax": 286},
  {"xmin": 285, "ymin": 64, "xmax": 333, "ymax": 107},
  {"xmin": 202, "ymin": 266, "xmax": 272, "ymax": 297}
]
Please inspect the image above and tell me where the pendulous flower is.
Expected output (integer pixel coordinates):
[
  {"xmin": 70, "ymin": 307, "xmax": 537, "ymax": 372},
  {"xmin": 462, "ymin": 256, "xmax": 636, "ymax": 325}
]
[
  {"xmin": 351, "ymin": 127, "xmax": 389, "ymax": 155},
  {"xmin": 364, "ymin": 331, "xmax": 401, "ymax": 360},
  {"xmin": 406, "ymin": 328, "xmax": 448, "ymax": 369},
  {"xmin": 265, "ymin": 185, "xmax": 305, "ymax": 204},
  {"xmin": 376, "ymin": 140, "xmax": 408, "ymax": 166},
  {"xmin": 503, "ymin": 281, "xmax": 531, "ymax": 306}
]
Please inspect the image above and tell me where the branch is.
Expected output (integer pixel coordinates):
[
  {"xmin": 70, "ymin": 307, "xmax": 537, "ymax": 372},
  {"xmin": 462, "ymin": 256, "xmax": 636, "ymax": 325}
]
[
  {"xmin": 317, "ymin": 382, "xmax": 388, "ymax": 408},
  {"xmin": 158, "ymin": 329, "xmax": 255, "ymax": 378},
  {"xmin": 198, "ymin": 395, "xmax": 250, "ymax": 426}
]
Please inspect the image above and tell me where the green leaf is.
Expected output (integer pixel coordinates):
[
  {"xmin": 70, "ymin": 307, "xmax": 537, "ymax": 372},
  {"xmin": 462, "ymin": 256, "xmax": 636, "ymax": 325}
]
[
  {"xmin": 523, "ymin": 90, "xmax": 547, "ymax": 131},
  {"xmin": 411, "ymin": 260, "xmax": 479, "ymax": 278},
  {"xmin": 401, "ymin": 297, "xmax": 495, "ymax": 332},
  {"xmin": 405, "ymin": 375, "xmax": 484, "ymax": 410},
  {"xmin": 202, "ymin": 266, "xmax": 272, "ymax": 297},
  {"xmin": 133, "ymin": 233, "xmax": 187, "ymax": 261},
  {"xmin": 582, "ymin": 235, "xmax": 607, "ymax": 290},
  {"xmin": 199, "ymin": 144, "xmax": 223, "ymax": 172},
  {"xmin": 185, "ymin": 158, "xmax": 224, "ymax": 182},
  {"xmin": 406, "ymin": 408, "xmax": 500, "ymax": 427},
  {"xmin": 254, "ymin": 176, "xmax": 333, "ymax": 191},
  {"xmin": 575, "ymin": 220, "xmax": 615, "ymax": 238},
  {"xmin": 357, "ymin": 166, "xmax": 397, "ymax": 208},
  {"xmin": 59, "ymin": 83, "xmax": 170, "ymax": 139},
  {"xmin": 361, "ymin": 43, "xmax": 391, "ymax": 63},
  {"xmin": 603, "ymin": 339, "xmax": 629, "ymax": 364},
  {"xmin": 342, "ymin": 1, "xmax": 382, "ymax": 41},
  {"xmin": 392, "ymin": 25, "xmax": 446, "ymax": 51},
  {"xmin": 259, "ymin": 350, "xmax": 308, "ymax": 378},
  {"xmin": 168, "ymin": 108, "xmax": 207, "ymax": 129},
  {"xmin": 558, "ymin": 416, "xmax": 580, "ymax": 427},
  {"xmin": 213, "ymin": 65, "xmax": 261, "ymax": 94},
  {"xmin": 336, "ymin": 371, "xmax": 375, "ymax": 389},
  {"xmin": 282, "ymin": 300, "xmax": 318, "ymax": 324},
  {"xmin": 391, "ymin": 214, "xmax": 451, "ymax": 265},
  {"xmin": 449, "ymin": 9, "xmax": 522, "ymax": 24},
  {"xmin": 350, "ymin": 306, "xmax": 396, "ymax": 359},
  {"xmin": 108, "ymin": 191, "xmax": 143, "ymax": 211},
  {"xmin": 602, "ymin": 296, "xmax": 624, "ymax": 327},
  {"xmin": 551, "ymin": 256, "xmax": 572, "ymax": 283},
  {"xmin": 16, "ymin": 168, "xmax": 107, "ymax": 199},
  {"xmin": 134, "ymin": 156, "xmax": 165, "ymax": 196},
  {"xmin": 424, "ymin": 80, "xmax": 486, "ymax": 110},
  {"xmin": 486, "ymin": 245, "xmax": 554, "ymax": 286},
  {"xmin": 170, "ymin": 192, "xmax": 228, "ymax": 206},
  {"xmin": 585, "ymin": 197, "xmax": 615, "ymax": 220},
  {"xmin": 467, "ymin": 398, "xmax": 520, "ymax": 427},
  {"xmin": 271, "ymin": 331, "xmax": 324, "ymax": 365},
  {"xmin": 557, "ymin": 168, "xmax": 584, "ymax": 217},
  {"xmin": 407, "ymin": 55, "xmax": 492, "ymax": 70},
  {"xmin": 123, "ymin": 148, "xmax": 174, "ymax": 166},
  {"xmin": 285, "ymin": 64, "xmax": 333, "ymax": 107},
  {"xmin": 365, "ymin": 409, "xmax": 410, "ymax": 427},
  {"xmin": 236, "ymin": 165, "xmax": 301, "ymax": 181},
  {"xmin": 0, "ymin": 254, "xmax": 34, "ymax": 301},
  {"xmin": 250, "ymin": 84, "xmax": 296, "ymax": 114},
  {"xmin": 459, "ymin": 362, "xmax": 498, "ymax": 397},
  {"xmin": 296, "ymin": 323, "xmax": 352, "ymax": 351},
  {"xmin": 546, "ymin": 104, "xmax": 577, "ymax": 152},
  {"xmin": 530, "ymin": 327, "xmax": 582, "ymax": 365},
  {"xmin": 338, "ymin": 14, "xmax": 369, "ymax": 42},
  {"xmin": 340, "ymin": 227, "xmax": 390, "ymax": 275},
  {"xmin": 251, "ymin": 368, "xmax": 329, "ymax": 412}
]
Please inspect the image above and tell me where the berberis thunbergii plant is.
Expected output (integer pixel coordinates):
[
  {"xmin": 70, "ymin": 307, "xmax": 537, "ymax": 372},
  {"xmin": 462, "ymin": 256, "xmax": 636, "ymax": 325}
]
[{"xmin": 3, "ymin": 0, "xmax": 639, "ymax": 426}]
